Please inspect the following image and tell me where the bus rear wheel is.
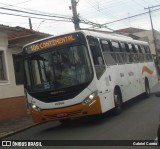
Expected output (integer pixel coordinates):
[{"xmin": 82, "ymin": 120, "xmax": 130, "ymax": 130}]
[
  {"xmin": 144, "ymin": 79, "xmax": 150, "ymax": 98},
  {"xmin": 114, "ymin": 89, "xmax": 123, "ymax": 115}
]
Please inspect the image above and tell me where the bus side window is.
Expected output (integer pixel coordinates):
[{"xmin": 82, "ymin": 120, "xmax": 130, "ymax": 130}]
[
  {"xmin": 134, "ymin": 44, "xmax": 140, "ymax": 62},
  {"xmin": 101, "ymin": 40, "xmax": 116, "ymax": 65},
  {"xmin": 125, "ymin": 43, "xmax": 132, "ymax": 63},
  {"xmin": 140, "ymin": 45, "xmax": 147, "ymax": 62},
  {"xmin": 111, "ymin": 41, "xmax": 123, "ymax": 64},
  {"xmin": 132, "ymin": 44, "xmax": 138, "ymax": 63},
  {"xmin": 144, "ymin": 45, "xmax": 152, "ymax": 61},
  {"xmin": 128, "ymin": 43, "xmax": 135, "ymax": 63},
  {"xmin": 137, "ymin": 45, "xmax": 144, "ymax": 62},
  {"xmin": 120, "ymin": 42, "xmax": 128, "ymax": 63},
  {"xmin": 87, "ymin": 36, "xmax": 106, "ymax": 79}
]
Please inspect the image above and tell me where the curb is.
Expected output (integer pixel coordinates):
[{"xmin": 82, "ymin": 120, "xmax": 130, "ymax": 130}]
[{"xmin": 0, "ymin": 123, "xmax": 38, "ymax": 140}]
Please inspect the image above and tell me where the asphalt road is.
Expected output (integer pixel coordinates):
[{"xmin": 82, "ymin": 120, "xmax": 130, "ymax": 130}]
[{"xmin": 3, "ymin": 83, "xmax": 160, "ymax": 149}]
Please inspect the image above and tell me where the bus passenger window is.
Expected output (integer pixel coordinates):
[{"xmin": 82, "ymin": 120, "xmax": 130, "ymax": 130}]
[
  {"xmin": 127, "ymin": 43, "xmax": 134, "ymax": 63},
  {"xmin": 137, "ymin": 45, "xmax": 144, "ymax": 62},
  {"xmin": 131, "ymin": 44, "xmax": 138, "ymax": 63},
  {"xmin": 111, "ymin": 41, "xmax": 124, "ymax": 64},
  {"xmin": 119, "ymin": 42, "xmax": 127, "ymax": 63},
  {"xmin": 134, "ymin": 45, "xmax": 140, "ymax": 62},
  {"xmin": 140, "ymin": 45, "xmax": 147, "ymax": 62},
  {"xmin": 101, "ymin": 40, "xmax": 116, "ymax": 65},
  {"xmin": 124, "ymin": 43, "xmax": 132, "ymax": 63},
  {"xmin": 101, "ymin": 40, "xmax": 111, "ymax": 52},
  {"xmin": 87, "ymin": 36, "xmax": 106, "ymax": 79},
  {"xmin": 144, "ymin": 45, "xmax": 152, "ymax": 61}
]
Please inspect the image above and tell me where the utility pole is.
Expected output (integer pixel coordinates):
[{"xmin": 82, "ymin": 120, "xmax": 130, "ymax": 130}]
[
  {"xmin": 71, "ymin": 0, "xmax": 80, "ymax": 30},
  {"xmin": 145, "ymin": 5, "xmax": 160, "ymax": 56},
  {"xmin": 29, "ymin": 18, "xmax": 32, "ymax": 30}
]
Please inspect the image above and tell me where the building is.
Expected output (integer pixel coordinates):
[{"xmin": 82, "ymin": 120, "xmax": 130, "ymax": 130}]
[
  {"xmin": 115, "ymin": 27, "xmax": 160, "ymax": 56},
  {"xmin": 0, "ymin": 25, "xmax": 51, "ymax": 122}
]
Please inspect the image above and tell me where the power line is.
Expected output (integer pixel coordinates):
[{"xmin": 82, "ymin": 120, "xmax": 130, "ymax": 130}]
[
  {"xmin": 0, "ymin": 6, "xmax": 72, "ymax": 20},
  {"xmin": 144, "ymin": 5, "xmax": 160, "ymax": 56},
  {"xmin": 11, "ymin": 0, "xmax": 33, "ymax": 6},
  {"xmin": 131, "ymin": 0, "xmax": 144, "ymax": 7},
  {"xmin": 0, "ymin": 4, "xmax": 111, "ymax": 30},
  {"xmin": 0, "ymin": 11, "xmax": 71, "ymax": 22},
  {"xmin": 80, "ymin": 0, "xmax": 145, "ymax": 23},
  {"xmin": 80, "ymin": 17, "xmax": 114, "ymax": 31},
  {"xmin": 0, "ymin": 2, "xmax": 72, "ymax": 20},
  {"xmin": 0, "ymin": 0, "xmax": 159, "ymax": 33},
  {"xmin": 102, "ymin": 7, "xmax": 160, "ymax": 25}
]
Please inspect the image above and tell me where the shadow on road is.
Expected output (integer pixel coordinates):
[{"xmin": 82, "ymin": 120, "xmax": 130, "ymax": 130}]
[
  {"xmin": 35, "ymin": 94, "xmax": 158, "ymax": 138},
  {"xmin": 123, "ymin": 93, "xmax": 152, "ymax": 110},
  {"xmin": 38, "ymin": 93, "xmax": 152, "ymax": 135}
]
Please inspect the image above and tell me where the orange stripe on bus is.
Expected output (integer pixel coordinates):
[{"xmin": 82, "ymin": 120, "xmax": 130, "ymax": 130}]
[
  {"xmin": 31, "ymin": 96, "xmax": 102, "ymax": 123},
  {"xmin": 142, "ymin": 66, "xmax": 153, "ymax": 75}
]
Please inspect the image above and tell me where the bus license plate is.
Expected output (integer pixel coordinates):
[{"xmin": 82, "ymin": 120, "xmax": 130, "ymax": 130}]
[{"xmin": 57, "ymin": 113, "xmax": 68, "ymax": 118}]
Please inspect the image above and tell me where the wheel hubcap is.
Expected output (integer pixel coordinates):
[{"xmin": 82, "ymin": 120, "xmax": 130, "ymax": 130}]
[{"xmin": 114, "ymin": 95, "xmax": 121, "ymax": 109}]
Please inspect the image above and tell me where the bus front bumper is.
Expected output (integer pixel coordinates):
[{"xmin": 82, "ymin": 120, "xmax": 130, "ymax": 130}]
[{"xmin": 30, "ymin": 96, "xmax": 102, "ymax": 123}]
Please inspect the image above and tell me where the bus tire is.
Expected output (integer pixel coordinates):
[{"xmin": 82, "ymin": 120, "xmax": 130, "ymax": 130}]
[
  {"xmin": 144, "ymin": 79, "xmax": 150, "ymax": 98},
  {"xmin": 158, "ymin": 124, "xmax": 160, "ymax": 145},
  {"xmin": 114, "ymin": 89, "xmax": 123, "ymax": 115}
]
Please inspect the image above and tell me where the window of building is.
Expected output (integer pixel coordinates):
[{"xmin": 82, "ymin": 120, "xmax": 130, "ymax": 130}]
[
  {"xmin": 13, "ymin": 54, "xmax": 24, "ymax": 85},
  {"xmin": 0, "ymin": 51, "xmax": 7, "ymax": 81}
]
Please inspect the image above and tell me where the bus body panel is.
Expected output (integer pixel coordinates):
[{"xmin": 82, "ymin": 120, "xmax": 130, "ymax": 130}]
[{"xmin": 94, "ymin": 68, "xmax": 114, "ymax": 113}]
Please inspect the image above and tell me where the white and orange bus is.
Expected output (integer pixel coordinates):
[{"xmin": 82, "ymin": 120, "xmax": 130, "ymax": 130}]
[{"xmin": 23, "ymin": 30, "xmax": 158, "ymax": 123}]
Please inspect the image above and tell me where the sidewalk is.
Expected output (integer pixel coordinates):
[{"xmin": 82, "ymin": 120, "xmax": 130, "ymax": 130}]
[{"xmin": 0, "ymin": 115, "xmax": 35, "ymax": 139}]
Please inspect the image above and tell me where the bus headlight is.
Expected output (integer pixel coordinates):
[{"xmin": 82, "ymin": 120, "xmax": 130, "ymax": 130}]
[
  {"xmin": 31, "ymin": 104, "xmax": 41, "ymax": 112},
  {"xmin": 82, "ymin": 90, "xmax": 98, "ymax": 105}
]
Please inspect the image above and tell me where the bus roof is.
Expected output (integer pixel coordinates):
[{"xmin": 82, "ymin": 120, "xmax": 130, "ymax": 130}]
[
  {"xmin": 23, "ymin": 30, "xmax": 148, "ymax": 49},
  {"xmin": 82, "ymin": 30, "xmax": 148, "ymax": 45}
]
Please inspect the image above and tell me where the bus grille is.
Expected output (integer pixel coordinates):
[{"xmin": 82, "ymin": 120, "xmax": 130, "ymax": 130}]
[
  {"xmin": 37, "ymin": 89, "xmax": 81, "ymax": 103},
  {"xmin": 30, "ymin": 83, "xmax": 89, "ymax": 103}
]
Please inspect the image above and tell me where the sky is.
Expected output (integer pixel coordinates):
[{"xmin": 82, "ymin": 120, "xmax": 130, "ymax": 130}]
[{"xmin": 0, "ymin": 0, "xmax": 159, "ymax": 35}]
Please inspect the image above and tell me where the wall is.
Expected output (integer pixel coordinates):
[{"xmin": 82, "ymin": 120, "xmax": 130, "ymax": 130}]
[
  {"xmin": 0, "ymin": 96, "xmax": 27, "ymax": 122},
  {"xmin": 0, "ymin": 32, "xmax": 24, "ymax": 99}
]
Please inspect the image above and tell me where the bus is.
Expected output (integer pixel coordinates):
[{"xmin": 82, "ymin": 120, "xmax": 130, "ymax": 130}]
[{"xmin": 23, "ymin": 30, "xmax": 158, "ymax": 123}]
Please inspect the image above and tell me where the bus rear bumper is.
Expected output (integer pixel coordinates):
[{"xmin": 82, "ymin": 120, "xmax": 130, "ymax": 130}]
[{"xmin": 30, "ymin": 96, "xmax": 102, "ymax": 123}]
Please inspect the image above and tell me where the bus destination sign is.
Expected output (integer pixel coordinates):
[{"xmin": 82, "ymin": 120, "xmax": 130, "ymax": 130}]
[{"xmin": 25, "ymin": 34, "xmax": 76, "ymax": 53}]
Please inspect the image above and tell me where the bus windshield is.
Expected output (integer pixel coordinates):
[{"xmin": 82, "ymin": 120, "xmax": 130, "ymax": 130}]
[{"xmin": 24, "ymin": 44, "xmax": 93, "ymax": 92}]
